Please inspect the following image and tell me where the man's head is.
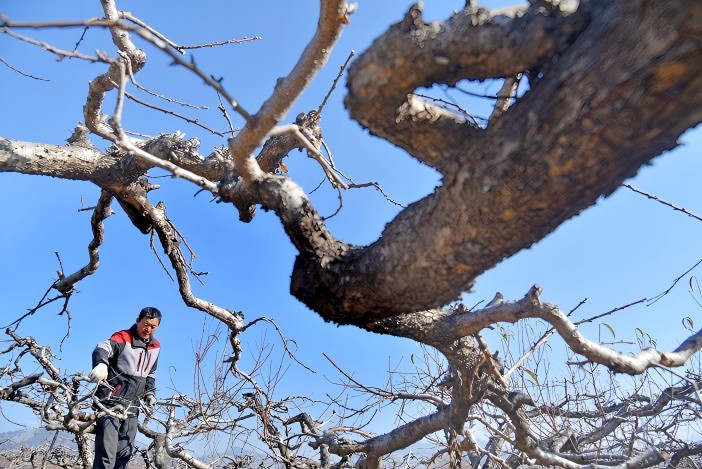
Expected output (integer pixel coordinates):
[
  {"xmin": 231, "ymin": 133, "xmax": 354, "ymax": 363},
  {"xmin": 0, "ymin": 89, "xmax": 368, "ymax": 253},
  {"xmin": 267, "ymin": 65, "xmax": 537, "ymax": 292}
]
[{"xmin": 136, "ymin": 307, "xmax": 162, "ymax": 340}]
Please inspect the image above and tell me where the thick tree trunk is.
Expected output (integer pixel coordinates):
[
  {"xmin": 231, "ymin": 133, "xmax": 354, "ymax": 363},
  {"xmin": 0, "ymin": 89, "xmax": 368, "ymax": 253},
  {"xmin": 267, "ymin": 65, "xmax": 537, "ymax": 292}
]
[{"xmin": 290, "ymin": 0, "xmax": 702, "ymax": 325}]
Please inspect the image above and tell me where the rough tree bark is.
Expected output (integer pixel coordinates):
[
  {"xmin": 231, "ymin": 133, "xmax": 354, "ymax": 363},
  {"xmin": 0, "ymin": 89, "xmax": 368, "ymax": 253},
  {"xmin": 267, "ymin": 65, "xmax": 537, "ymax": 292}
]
[{"xmin": 290, "ymin": 0, "xmax": 702, "ymax": 325}]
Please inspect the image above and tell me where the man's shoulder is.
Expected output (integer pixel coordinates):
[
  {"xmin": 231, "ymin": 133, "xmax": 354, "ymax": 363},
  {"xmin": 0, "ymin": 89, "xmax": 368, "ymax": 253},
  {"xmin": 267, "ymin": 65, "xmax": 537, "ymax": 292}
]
[
  {"xmin": 109, "ymin": 329, "xmax": 132, "ymax": 343},
  {"xmin": 148, "ymin": 337, "xmax": 161, "ymax": 349}
]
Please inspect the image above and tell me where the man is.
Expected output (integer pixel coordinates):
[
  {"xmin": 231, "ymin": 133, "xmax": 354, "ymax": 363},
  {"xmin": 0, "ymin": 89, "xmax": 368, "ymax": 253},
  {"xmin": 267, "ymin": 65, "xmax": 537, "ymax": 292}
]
[{"xmin": 88, "ymin": 307, "xmax": 162, "ymax": 469}]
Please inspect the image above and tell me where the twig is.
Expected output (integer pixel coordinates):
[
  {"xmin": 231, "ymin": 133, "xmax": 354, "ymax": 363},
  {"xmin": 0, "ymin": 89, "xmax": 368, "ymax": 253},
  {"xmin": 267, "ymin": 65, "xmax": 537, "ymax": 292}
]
[
  {"xmin": 318, "ymin": 50, "xmax": 355, "ymax": 115},
  {"xmin": 241, "ymin": 317, "xmax": 315, "ymax": 373},
  {"xmin": 322, "ymin": 353, "xmax": 446, "ymax": 407},
  {"xmin": 1, "ymin": 25, "xmax": 112, "ymax": 64},
  {"xmin": 121, "ymin": 89, "xmax": 224, "ymax": 136},
  {"xmin": 320, "ymin": 140, "xmax": 405, "ymax": 208},
  {"xmin": 648, "ymin": 257, "xmax": 702, "ymax": 305},
  {"xmin": 624, "ymin": 184, "xmax": 702, "ymax": 224},
  {"xmin": 178, "ymin": 36, "xmax": 261, "ymax": 50},
  {"xmin": 118, "ymin": 11, "xmax": 183, "ymax": 53},
  {"xmin": 150, "ymin": 230, "xmax": 176, "ymax": 282},
  {"xmin": 1, "ymin": 16, "xmax": 253, "ymax": 123},
  {"xmin": 0, "ymin": 57, "xmax": 49, "ymax": 81},
  {"xmin": 217, "ymin": 93, "xmax": 237, "ymax": 136},
  {"xmin": 130, "ymin": 79, "xmax": 208, "ymax": 109},
  {"xmin": 3, "ymin": 287, "xmax": 66, "ymax": 330},
  {"xmin": 573, "ymin": 298, "xmax": 646, "ymax": 326},
  {"xmin": 414, "ymin": 91, "xmax": 482, "ymax": 127}
]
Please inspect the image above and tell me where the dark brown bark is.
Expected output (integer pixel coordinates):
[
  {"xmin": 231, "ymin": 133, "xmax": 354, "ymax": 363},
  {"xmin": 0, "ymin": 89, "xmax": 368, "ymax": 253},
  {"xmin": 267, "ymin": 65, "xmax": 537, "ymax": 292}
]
[{"xmin": 288, "ymin": 0, "xmax": 702, "ymax": 326}]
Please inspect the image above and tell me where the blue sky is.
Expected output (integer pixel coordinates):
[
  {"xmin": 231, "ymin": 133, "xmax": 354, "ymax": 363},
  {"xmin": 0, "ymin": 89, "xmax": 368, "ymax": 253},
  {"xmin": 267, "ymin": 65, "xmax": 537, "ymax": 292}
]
[{"xmin": 1, "ymin": 0, "xmax": 701, "ymax": 440}]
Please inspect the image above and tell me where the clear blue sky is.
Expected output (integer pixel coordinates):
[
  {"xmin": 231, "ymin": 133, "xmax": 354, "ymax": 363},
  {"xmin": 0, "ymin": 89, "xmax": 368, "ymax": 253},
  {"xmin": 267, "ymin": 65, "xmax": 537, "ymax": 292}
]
[{"xmin": 1, "ymin": 0, "xmax": 701, "ymax": 437}]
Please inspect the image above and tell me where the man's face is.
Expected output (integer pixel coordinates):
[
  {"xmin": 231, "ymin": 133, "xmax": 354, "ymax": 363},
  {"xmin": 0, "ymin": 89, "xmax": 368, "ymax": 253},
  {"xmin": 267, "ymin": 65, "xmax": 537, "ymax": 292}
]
[{"xmin": 136, "ymin": 317, "xmax": 160, "ymax": 339}]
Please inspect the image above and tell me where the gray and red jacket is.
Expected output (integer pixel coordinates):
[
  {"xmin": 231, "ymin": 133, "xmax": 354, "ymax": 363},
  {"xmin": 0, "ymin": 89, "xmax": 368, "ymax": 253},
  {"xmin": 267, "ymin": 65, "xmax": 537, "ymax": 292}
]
[{"xmin": 92, "ymin": 324, "xmax": 160, "ymax": 406}]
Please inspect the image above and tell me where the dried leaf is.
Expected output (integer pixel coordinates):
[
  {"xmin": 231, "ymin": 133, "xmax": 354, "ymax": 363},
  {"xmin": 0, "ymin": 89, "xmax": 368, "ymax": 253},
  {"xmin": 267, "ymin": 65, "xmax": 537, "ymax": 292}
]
[
  {"xmin": 601, "ymin": 322, "xmax": 616, "ymax": 339},
  {"xmin": 524, "ymin": 368, "xmax": 539, "ymax": 385}
]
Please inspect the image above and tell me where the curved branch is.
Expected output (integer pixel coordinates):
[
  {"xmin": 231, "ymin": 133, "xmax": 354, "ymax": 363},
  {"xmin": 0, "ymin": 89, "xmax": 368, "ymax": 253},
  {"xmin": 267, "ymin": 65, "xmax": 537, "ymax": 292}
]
[
  {"xmin": 84, "ymin": 0, "xmax": 146, "ymax": 139},
  {"xmin": 227, "ymin": 0, "xmax": 348, "ymax": 170},
  {"xmin": 345, "ymin": 2, "xmax": 582, "ymax": 173},
  {"xmin": 143, "ymin": 198, "xmax": 244, "ymax": 332},
  {"xmin": 163, "ymin": 406, "xmax": 211, "ymax": 469},
  {"xmin": 368, "ymin": 285, "xmax": 702, "ymax": 377},
  {"xmin": 54, "ymin": 190, "xmax": 114, "ymax": 294},
  {"xmin": 315, "ymin": 405, "xmax": 450, "ymax": 461},
  {"xmin": 285, "ymin": 0, "xmax": 702, "ymax": 325},
  {"xmin": 461, "ymin": 286, "xmax": 702, "ymax": 375}
]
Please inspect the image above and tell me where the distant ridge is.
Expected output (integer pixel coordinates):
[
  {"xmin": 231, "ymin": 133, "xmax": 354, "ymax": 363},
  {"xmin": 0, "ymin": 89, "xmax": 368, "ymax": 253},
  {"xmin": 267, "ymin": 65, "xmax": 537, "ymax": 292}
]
[{"xmin": 0, "ymin": 427, "xmax": 78, "ymax": 451}]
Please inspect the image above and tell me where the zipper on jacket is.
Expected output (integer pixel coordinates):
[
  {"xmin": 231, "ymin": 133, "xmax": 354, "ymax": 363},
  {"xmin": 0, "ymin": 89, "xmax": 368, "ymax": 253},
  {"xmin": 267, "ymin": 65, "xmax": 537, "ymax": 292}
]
[{"xmin": 144, "ymin": 352, "xmax": 152, "ymax": 373}]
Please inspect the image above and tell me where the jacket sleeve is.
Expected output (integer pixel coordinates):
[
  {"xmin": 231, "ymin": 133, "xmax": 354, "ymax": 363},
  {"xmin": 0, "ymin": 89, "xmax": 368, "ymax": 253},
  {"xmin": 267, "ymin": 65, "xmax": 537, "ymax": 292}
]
[
  {"xmin": 93, "ymin": 334, "xmax": 120, "ymax": 368},
  {"xmin": 92, "ymin": 338, "xmax": 118, "ymax": 368}
]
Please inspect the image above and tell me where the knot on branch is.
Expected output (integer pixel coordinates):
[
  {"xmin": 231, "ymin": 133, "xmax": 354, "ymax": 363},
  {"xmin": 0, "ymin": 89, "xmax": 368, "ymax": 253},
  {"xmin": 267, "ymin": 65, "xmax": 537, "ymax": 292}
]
[
  {"xmin": 258, "ymin": 111, "xmax": 323, "ymax": 174},
  {"xmin": 114, "ymin": 178, "xmax": 157, "ymax": 234},
  {"xmin": 217, "ymin": 178, "xmax": 257, "ymax": 222},
  {"xmin": 141, "ymin": 133, "xmax": 203, "ymax": 167},
  {"xmin": 66, "ymin": 123, "xmax": 97, "ymax": 150},
  {"xmin": 309, "ymin": 432, "xmax": 344, "ymax": 451},
  {"xmin": 524, "ymin": 284, "xmax": 543, "ymax": 306},
  {"xmin": 400, "ymin": 3, "xmax": 425, "ymax": 32}
]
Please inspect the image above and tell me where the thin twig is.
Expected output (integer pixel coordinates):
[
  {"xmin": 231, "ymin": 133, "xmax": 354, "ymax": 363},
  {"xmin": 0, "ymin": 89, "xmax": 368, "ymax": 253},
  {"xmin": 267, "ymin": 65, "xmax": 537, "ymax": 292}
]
[
  {"xmin": 574, "ymin": 298, "xmax": 647, "ymax": 326},
  {"xmin": 0, "ymin": 57, "xmax": 50, "ymax": 81},
  {"xmin": 2, "ymin": 16, "xmax": 253, "ymax": 123},
  {"xmin": 624, "ymin": 184, "xmax": 702, "ymax": 224},
  {"xmin": 178, "ymin": 36, "xmax": 261, "ymax": 50},
  {"xmin": 120, "ymin": 89, "xmax": 224, "ymax": 136},
  {"xmin": 649, "ymin": 258, "xmax": 702, "ymax": 305},
  {"xmin": 318, "ymin": 50, "xmax": 355, "ymax": 115},
  {"xmin": 241, "ymin": 317, "xmax": 315, "ymax": 373},
  {"xmin": 130, "ymin": 80, "xmax": 208, "ymax": 109},
  {"xmin": 322, "ymin": 353, "xmax": 446, "ymax": 407}
]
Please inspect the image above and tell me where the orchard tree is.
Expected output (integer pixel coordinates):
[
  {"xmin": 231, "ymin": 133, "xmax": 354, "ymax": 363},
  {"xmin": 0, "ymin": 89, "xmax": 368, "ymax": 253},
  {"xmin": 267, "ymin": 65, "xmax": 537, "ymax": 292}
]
[{"xmin": 2, "ymin": 0, "xmax": 702, "ymax": 468}]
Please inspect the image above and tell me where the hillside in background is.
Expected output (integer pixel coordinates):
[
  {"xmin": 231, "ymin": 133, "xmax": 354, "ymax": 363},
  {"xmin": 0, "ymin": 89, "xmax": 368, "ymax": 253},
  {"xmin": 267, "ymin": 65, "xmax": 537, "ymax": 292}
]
[
  {"xmin": 0, "ymin": 427, "xmax": 78, "ymax": 451},
  {"xmin": 0, "ymin": 427, "xmax": 81, "ymax": 468}
]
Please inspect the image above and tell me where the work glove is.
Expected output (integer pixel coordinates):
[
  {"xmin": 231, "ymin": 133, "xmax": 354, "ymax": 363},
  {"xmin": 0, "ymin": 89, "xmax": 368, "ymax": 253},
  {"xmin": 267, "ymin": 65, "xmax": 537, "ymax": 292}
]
[
  {"xmin": 89, "ymin": 363, "xmax": 108, "ymax": 383},
  {"xmin": 144, "ymin": 393, "xmax": 157, "ymax": 408}
]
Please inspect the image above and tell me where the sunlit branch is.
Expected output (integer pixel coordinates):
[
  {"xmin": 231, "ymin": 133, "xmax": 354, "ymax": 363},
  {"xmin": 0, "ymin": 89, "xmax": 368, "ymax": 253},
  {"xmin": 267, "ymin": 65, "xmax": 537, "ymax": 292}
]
[
  {"xmin": 227, "ymin": 0, "xmax": 349, "ymax": 174},
  {"xmin": 447, "ymin": 286, "xmax": 702, "ymax": 375}
]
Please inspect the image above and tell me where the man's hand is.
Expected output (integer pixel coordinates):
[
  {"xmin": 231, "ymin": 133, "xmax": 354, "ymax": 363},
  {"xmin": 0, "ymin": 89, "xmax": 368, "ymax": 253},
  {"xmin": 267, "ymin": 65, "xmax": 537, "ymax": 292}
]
[
  {"xmin": 89, "ymin": 363, "xmax": 108, "ymax": 383},
  {"xmin": 144, "ymin": 393, "xmax": 157, "ymax": 408}
]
